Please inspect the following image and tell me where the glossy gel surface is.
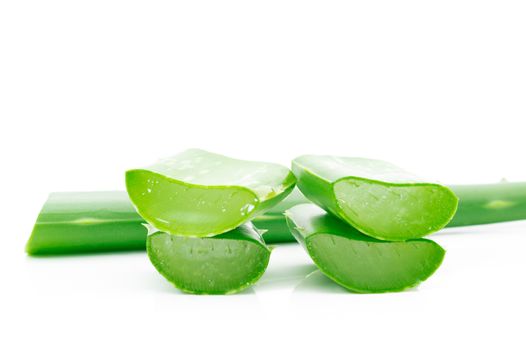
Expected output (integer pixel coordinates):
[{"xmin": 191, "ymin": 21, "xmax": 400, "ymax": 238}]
[
  {"xmin": 292, "ymin": 155, "xmax": 458, "ymax": 240},
  {"xmin": 285, "ymin": 204, "xmax": 445, "ymax": 293},
  {"xmin": 126, "ymin": 149, "xmax": 296, "ymax": 237},
  {"xmin": 147, "ymin": 223, "xmax": 271, "ymax": 294}
]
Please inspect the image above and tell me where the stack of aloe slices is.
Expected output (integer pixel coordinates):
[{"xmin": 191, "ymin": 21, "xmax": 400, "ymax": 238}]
[
  {"xmin": 128, "ymin": 151, "xmax": 458, "ymax": 293},
  {"xmin": 126, "ymin": 149, "xmax": 296, "ymax": 294},
  {"xmin": 287, "ymin": 155, "xmax": 458, "ymax": 292}
]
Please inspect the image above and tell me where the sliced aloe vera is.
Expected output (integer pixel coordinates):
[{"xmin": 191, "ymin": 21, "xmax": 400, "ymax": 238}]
[
  {"xmin": 126, "ymin": 149, "xmax": 296, "ymax": 237},
  {"xmin": 285, "ymin": 204, "xmax": 445, "ymax": 293},
  {"xmin": 147, "ymin": 223, "xmax": 270, "ymax": 294},
  {"xmin": 292, "ymin": 155, "xmax": 458, "ymax": 240}
]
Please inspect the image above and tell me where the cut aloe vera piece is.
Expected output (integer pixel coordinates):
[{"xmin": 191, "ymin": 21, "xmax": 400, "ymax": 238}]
[
  {"xmin": 26, "ymin": 192, "xmax": 146, "ymax": 255},
  {"xmin": 285, "ymin": 204, "xmax": 445, "ymax": 293},
  {"xmin": 292, "ymin": 155, "xmax": 458, "ymax": 240},
  {"xmin": 126, "ymin": 149, "xmax": 296, "ymax": 237},
  {"xmin": 147, "ymin": 222, "xmax": 270, "ymax": 294}
]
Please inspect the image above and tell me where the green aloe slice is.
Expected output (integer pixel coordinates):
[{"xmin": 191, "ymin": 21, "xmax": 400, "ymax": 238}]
[
  {"xmin": 147, "ymin": 223, "xmax": 270, "ymax": 294},
  {"xmin": 126, "ymin": 149, "xmax": 296, "ymax": 237},
  {"xmin": 292, "ymin": 155, "xmax": 458, "ymax": 240},
  {"xmin": 285, "ymin": 204, "xmax": 446, "ymax": 293}
]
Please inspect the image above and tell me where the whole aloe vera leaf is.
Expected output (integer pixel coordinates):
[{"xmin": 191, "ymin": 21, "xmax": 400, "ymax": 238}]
[
  {"xmin": 285, "ymin": 203, "xmax": 446, "ymax": 293},
  {"xmin": 26, "ymin": 182, "xmax": 526, "ymax": 255},
  {"xmin": 147, "ymin": 222, "xmax": 270, "ymax": 294},
  {"xmin": 292, "ymin": 155, "xmax": 459, "ymax": 241},
  {"xmin": 126, "ymin": 149, "xmax": 296, "ymax": 237},
  {"xmin": 25, "ymin": 192, "xmax": 146, "ymax": 255}
]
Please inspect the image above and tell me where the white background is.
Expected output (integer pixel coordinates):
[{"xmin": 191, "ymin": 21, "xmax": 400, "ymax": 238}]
[{"xmin": 1, "ymin": 0, "xmax": 525, "ymax": 349}]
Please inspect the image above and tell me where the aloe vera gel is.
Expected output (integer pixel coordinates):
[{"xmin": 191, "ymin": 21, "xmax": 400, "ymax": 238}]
[
  {"xmin": 292, "ymin": 155, "xmax": 458, "ymax": 241},
  {"xmin": 147, "ymin": 223, "xmax": 271, "ymax": 294},
  {"xmin": 286, "ymin": 204, "xmax": 445, "ymax": 292},
  {"xmin": 128, "ymin": 149, "xmax": 295, "ymax": 294},
  {"xmin": 126, "ymin": 149, "xmax": 296, "ymax": 237}
]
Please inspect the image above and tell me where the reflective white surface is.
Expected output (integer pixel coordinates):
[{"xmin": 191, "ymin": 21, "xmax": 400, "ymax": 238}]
[{"xmin": 3, "ymin": 219, "xmax": 526, "ymax": 349}]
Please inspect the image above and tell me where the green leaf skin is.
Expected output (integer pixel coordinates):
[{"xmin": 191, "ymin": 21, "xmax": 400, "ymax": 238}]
[
  {"xmin": 147, "ymin": 223, "xmax": 271, "ymax": 294},
  {"xmin": 26, "ymin": 192, "xmax": 146, "ymax": 255},
  {"xmin": 449, "ymin": 182, "xmax": 526, "ymax": 227},
  {"xmin": 25, "ymin": 190, "xmax": 300, "ymax": 255},
  {"xmin": 254, "ymin": 188, "xmax": 308, "ymax": 243},
  {"xmin": 126, "ymin": 149, "xmax": 296, "ymax": 237},
  {"xmin": 26, "ymin": 182, "xmax": 526, "ymax": 255},
  {"xmin": 285, "ymin": 204, "xmax": 445, "ymax": 293},
  {"xmin": 292, "ymin": 155, "xmax": 459, "ymax": 241}
]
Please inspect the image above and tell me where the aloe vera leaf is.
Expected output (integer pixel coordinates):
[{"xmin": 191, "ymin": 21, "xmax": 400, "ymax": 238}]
[
  {"xmin": 25, "ymin": 192, "xmax": 146, "ymax": 255},
  {"xmin": 448, "ymin": 182, "xmax": 526, "ymax": 227},
  {"xmin": 292, "ymin": 155, "xmax": 459, "ymax": 241},
  {"xmin": 285, "ymin": 203, "xmax": 446, "ymax": 293},
  {"xmin": 147, "ymin": 222, "xmax": 270, "ymax": 294},
  {"xmin": 253, "ymin": 188, "xmax": 308, "ymax": 243},
  {"xmin": 26, "ymin": 182, "xmax": 526, "ymax": 255},
  {"xmin": 126, "ymin": 149, "xmax": 296, "ymax": 237},
  {"xmin": 25, "ymin": 190, "xmax": 298, "ymax": 255}
]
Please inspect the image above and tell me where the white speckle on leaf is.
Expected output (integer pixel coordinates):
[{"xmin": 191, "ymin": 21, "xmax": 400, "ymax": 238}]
[{"xmin": 240, "ymin": 203, "xmax": 255, "ymax": 216}]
